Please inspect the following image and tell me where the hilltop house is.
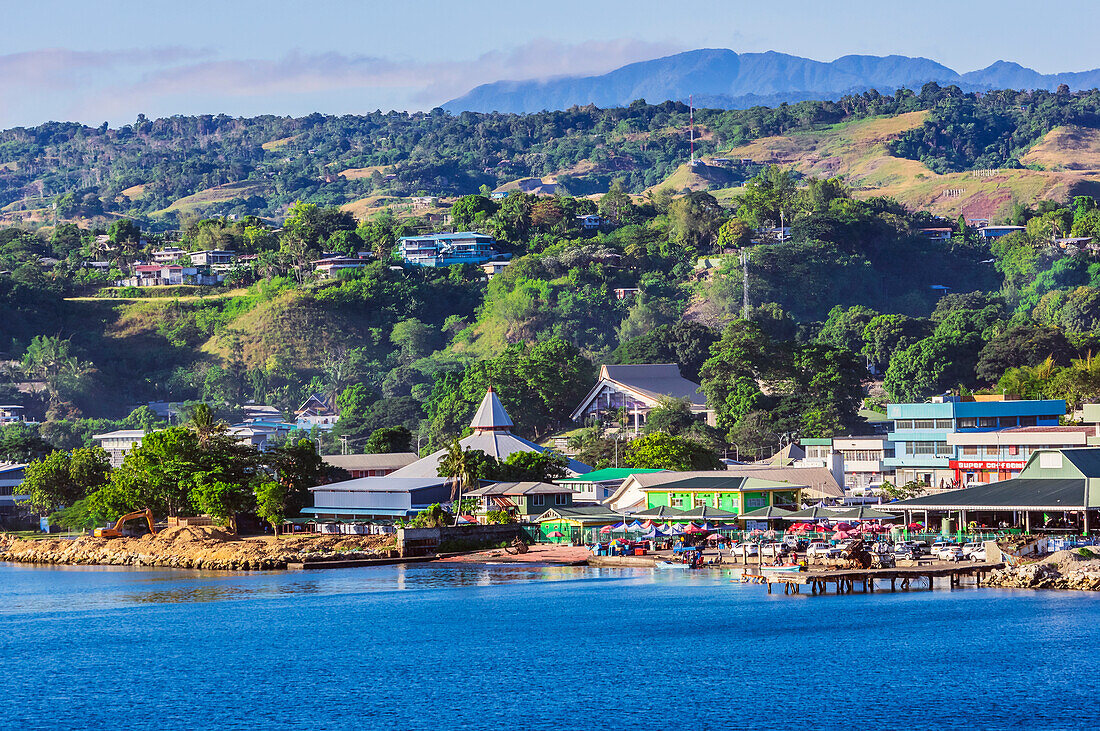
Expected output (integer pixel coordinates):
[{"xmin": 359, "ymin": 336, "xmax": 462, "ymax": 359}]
[
  {"xmin": 92, "ymin": 429, "xmax": 147, "ymax": 468},
  {"xmin": 118, "ymin": 265, "xmax": 223, "ymax": 287},
  {"xmin": 570, "ymin": 364, "xmax": 712, "ymax": 430}
]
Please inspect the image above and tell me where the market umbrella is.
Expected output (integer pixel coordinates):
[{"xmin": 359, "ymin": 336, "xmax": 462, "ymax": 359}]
[
  {"xmin": 631, "ymin": 505, "xmax": 686, "ymax": 519},
  {"xmin": 834, "ymin": 522, "xmax": 854, "ymax": 532},
  {"xmin": 832, "ymin": 530, "xmax": 853, "ymax": 540},
  {"xmin": 738, "ymin": 505, "xmax": 793, "ymax": 521},
  {"xmin": 599, "ymin": 524, "xmax": 614, "ymax": 534},
  {"xmin": 685, "ymin": 524, "xmax": 709, "ymax": 534},
  {"xmin": 641, "ymin": 528, "xmax": 667, "ymax": 539},
  {"xmin": 546, "ymin": 531, "xmax": 565, "ymax": 538},
  {"xmin": 763, "ymin": 529, "xmax": 777, "ymax": 539},
  {"xmin": 749, "ymin": 528, "xmax": 765, "ymax": 536},
  {"xmin": 907, "ymin": 522, "xmax": 924, "ymax": 530}
]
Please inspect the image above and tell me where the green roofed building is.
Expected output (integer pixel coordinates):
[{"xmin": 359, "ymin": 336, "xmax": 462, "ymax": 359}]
[
  {"xmin": 607, "ymin": 471, "xmax": 804, "ymax": 516},
  {"xmin": 885, "ymin": 447, "xmax": 1100, "ymax": 534},
  {"xmin": 555, "ymin": 467, "xmax": 666, "ymax": 504},
  {"xmin": 533, "ymin": 505, "xmax": 623, "ymax": 544}
]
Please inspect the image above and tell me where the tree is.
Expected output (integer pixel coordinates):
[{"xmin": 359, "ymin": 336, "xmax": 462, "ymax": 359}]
[
  {"xmin": 437, "ymin": 438, "xmax": 480, "ymax": 521},
  {"xmin": 390, "ymin": 318, "xmax": 437, "ymax": 364},
  {"xmin": 451, "ymin": 195, "xmax": 498, "ymax": 230},
  {"xmin": 481, "ymin": 450, "xmax": 569, "ymax": 482},
  {"xmin": 861, "ymin": 314, "xmax": 931, "ymax": 372},
  {"xmin": 817, "ymin": 305, "xmax": 878, "ymax": 355},
  {"xmin": 22, "ymin": 447, "xmax": 110, "ymax": 514},
  {"xmin": 107, "ymin": 218, "xmax": 140, "ymax": 246},
  {"xmin": 189, "ymin": 477, "xmax": 253, "ymax": 534},
  {"xmin": 975, "ymin": 325, "xmax": 1076, "ymax": 384},
  {"xmin": 186, "ymin": 403, "xmax": 226, "ymax": 446},
  {"xmin": 254, "ymin": 480, "xmax": 289, "ymax": 536},
  {"xmin": 642, "ymin": 397, "xmax": 699, "ymax": 436},
  {"xmin": 0, "ymin": 425, "xmax": 54, "ymax": 463},
  {"xmin": 267, "ymin": 438, "xmax": 326, "ymax": 515},
  {"xmin": 880, "ymin": 480, "xmax": 926, "ymax": 500},
  {"xmin": 737, "ymin": 165, "xmax": 797, "ymax": 228},
  {"xmin": 364, "ymin": 426, "xmax": 413, "ymax": 454},
  {"xmin": 623, "ymin": 432, "xmax": 722, "ymax": 471},
  {"xmin": 598, "ymin": 179, "xmax": 635, "ymax": 224},
  {"xmin": 716, "ymin": 218, "xmax": 751, "ymax": 250},
  {"xmin": 668, "ymin": 191, "xmax": 725, "ymax": 251},
  {"xmin": 698, "ymin": 320, "xmax": 771, "ymax": 436},
  {"xmin": 884, "ymin": 334, "xmax": 981, "ymax": 402}
]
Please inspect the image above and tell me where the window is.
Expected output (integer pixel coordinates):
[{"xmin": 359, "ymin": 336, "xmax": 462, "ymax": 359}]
[
  {"xmin": 911, "ymin": 441, "xmax": 951, "ymax": 456},
  {"xmin": 957, "ymin": 417, "xmax": 977, "ymax": 429},
  {"xmin": 1019, "ymin": 415, "xmax": 1037, "ymax": 427},
  {"xmin": 1008, "ymin": 445, "xmax": 1019, "ymax": 456},
  {"xmin": 961, "ymin": 446, "xmax": 978, "ymax": 456},
  {"xmin": 554, "ymin": 494, "xmax": 568, "ymax": 506},
  {"xmin": 531, "ymin": 495, "xmax": 545, "ymax": 507},
  {"xmin": 914, "ymin": 419, "xmax": 935, "ymax": 429},
  {"xmin": 693, "ymin": 496, "xmax": 708, "ymax": 507},
  {"xmin": 894, "ymin": 419, "xmax": 914, "ymax": 429},
  {"xmin": 1039, "ymin": 452, "xmax": 1063, "ymax": 469},
  {"xmin": 935, "ymin": 419, "xmax": 953, "ymax": 429},
  {"xmin": 979, "ymin": 417, "xmax": 997, "ymax": 428},
  {"xmin": 746, "ymin": 497, "xmax": 767, "ymax": 509},
  {"xmin": 999, "ymin": 417, "xmax": 1018, "ymax": 427},
  {"xmin": 670, "ymin": 496, "xmax": 684, "ymax": 508}
]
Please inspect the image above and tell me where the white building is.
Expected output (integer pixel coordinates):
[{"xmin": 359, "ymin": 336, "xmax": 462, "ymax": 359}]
[
  {"xmin": 92, "ymin": 429, "xmax": 147, "ymax": 468},
  {"xmin": 799, "ymin": 436, "xmax": 894, "ymax": 494}
]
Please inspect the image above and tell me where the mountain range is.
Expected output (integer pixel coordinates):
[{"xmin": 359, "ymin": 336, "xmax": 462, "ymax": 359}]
[{"xmin": 443, "ymin": 49, "xmax": 1100, "ymax": 113}]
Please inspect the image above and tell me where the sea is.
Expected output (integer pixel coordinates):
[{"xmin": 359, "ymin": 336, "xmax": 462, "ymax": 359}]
[{"xmin": 1, "ymin": 561, "xmax": 1097, "ymax": 730}]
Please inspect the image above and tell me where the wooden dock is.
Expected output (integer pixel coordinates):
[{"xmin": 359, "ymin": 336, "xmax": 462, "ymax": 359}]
[{"xmin": 745, "ymin": 563, "xmax": 1004, "ymax": 595}]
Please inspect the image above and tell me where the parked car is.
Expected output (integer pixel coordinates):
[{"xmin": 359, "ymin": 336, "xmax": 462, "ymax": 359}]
[
  {"xmin": 930, "ymin": 541, "xmax": 956, "ymax": 555},
  {"xmin": 962, "ymin": 541, "xmax": 983, "ymax": 558},
  {"xmin": 760, "ymin": 542, "xmax": 784, "ymax": 557},
  {"xmin": 971, "ymin": 546, "xmax": 988, "ymax": 562},
  {"xmin": 935, "ymin": 545, "xmax": 964, "ymax": 561},
  {"xmin": 893, "ymin": 545, "xmax": 920, "ymax": 560},
  {"xmin": 732, "ymin": 542, "xmax": 759, "ymax": 557},
  {"xmin": 807, "ymin": 542, "xmax": 842, "ymax": 559},
  {"xmin": 895, "ymin": 540, "xmax": 924, "ymax": 555}
]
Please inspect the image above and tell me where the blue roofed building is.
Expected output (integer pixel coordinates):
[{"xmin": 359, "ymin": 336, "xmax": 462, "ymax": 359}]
[
  {"xmin": 884, "ymin": 395, "xmax": 1066, "ymax": 490},
  {"xmin": 398, "ymin": 232, "xmax": 509, "ymax": 268}
]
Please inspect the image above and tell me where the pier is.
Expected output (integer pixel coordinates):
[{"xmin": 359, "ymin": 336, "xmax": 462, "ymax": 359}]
[{"xmin": 746, "ymin": 563, "xmax": 1004, "ymax": 595}]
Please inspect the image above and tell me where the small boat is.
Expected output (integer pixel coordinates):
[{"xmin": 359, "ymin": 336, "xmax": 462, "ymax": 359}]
[
  {"xmin": 654, "ymin": 560, "xmax": 691, "ymax": 569},
  {"xmin": 760, "ymin": 563, "xmax": 804, "ymax": 573}
]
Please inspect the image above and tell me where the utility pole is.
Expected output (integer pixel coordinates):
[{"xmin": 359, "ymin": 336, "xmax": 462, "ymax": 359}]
[
  {"xmin": 741, "ymin": 248, "xmax": 750, "ymax": 319},
  {"xmin": 689, "ymin": 94, "xmax": 695, "ymax": 165}
]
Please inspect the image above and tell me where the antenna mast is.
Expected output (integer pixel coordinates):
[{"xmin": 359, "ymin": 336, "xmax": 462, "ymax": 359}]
[{"xmin": 689, "ymin": 94, "xmax": 695, "ymax": 165}]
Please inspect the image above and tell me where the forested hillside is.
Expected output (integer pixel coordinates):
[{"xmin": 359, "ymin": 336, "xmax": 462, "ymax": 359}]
[{"xmin": 4, "ymin": 84, "xmax": 1100, "ymax": 225}]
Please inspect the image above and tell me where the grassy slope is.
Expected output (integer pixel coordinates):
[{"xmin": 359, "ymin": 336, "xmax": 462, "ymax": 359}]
[
  {"xmin": 155, "ymin": 180, "xmax": 271, "ymax": 215},
  {"xmin": 701, "ymin": 112, "xmax": 1100, "ymax": 221},
  {"xmin": 1020, "ymin": 125, "xmax": 1100, "ymax": 171}
]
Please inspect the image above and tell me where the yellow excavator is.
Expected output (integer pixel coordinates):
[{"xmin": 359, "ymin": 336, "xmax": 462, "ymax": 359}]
[{"xmin": 94, "ymin": 508, "xmax": 157, "ymax": 538}]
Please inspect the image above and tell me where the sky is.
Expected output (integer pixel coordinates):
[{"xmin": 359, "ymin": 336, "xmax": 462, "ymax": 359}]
[{"xmin": 2, "ymin": 0, "xmax": 1099, "ymax": 128}]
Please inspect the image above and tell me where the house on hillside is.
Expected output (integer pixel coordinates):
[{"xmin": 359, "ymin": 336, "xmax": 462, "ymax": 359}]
[
  {"xmin": 570, "ymin": 364, "xmax": 712, "ymax": 430},
  {"xmin": 917, "ymin": 227, "xmax": 952, "ymax": 241},
  {"xmin": 295, "ymin": 394, "xmax": 339, "ymax": 431},
  {"xmin": 153, "ymin": 247, "xmax": 188, "ymax": 263},
  {"xmin": 117, "ymin": 265, "xmax": 223, "ymax": 287},
  {"xmin": 576, "ymin": 214, "xmax": 605, "ymax": 231},
  {"xmin": 92, "ymin": 430, "xmax": 147, "ymax": 468},
  {"xmin": 398, "ymin": 232, "xmax": 509, "ymax": 268},
  {"xmin": 0, "ymin": 405, "xmax": 29, "ymax": 424},
  {"xmin": 978, "ymin": 225, "xmax": 1025, "ymax": 240},
  {"xmin": 189, "ymin": 250, "xmax": 237, "ymax": 269},
  {"xmin": 313, "ymin": 256, "xmax": 369, "ymax": 278}
]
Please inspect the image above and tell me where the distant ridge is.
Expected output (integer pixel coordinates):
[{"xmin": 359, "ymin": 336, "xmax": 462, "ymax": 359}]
[{"xmin": 443, "ymin": 49, "xmax": 1100, "ymax": 114}]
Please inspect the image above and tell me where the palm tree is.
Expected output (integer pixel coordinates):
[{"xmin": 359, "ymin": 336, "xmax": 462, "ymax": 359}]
[
  {"xmin": 187, "ymin": 403, "xmax": 227, "ymax": 447},
  {"xmin": 438, "ymin": 437, "xmax": 478, "ymax": 524}
]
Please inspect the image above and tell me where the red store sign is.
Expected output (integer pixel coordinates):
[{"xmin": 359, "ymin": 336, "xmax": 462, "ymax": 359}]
[{"xmin": 949, "ymin": 461, "xmax": 1027, "ymax": 470}]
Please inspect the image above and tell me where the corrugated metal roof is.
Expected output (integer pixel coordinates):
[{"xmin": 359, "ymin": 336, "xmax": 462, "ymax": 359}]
[
  {"xmin": 469, "ymin": 388, "xmax": 514, "ymax": 429},
  {"xmin": 887, "ymin": 478, "xmax": 1086, "ymax": 510},
  {"xmin": 322, "ymin": 453, "xmax": 419, "ymax": 470},
  {"xmin": 600, "ymin": 364, "xmax": 707, "ymax": 406},
  {"xmin": 388, "ymin": 431, "xmax": 590, "ymax": 478},
  {"xmin": 557, "ymin": 468, "xmax": 665, "ymax": 483},
  {"xmin": 467, "ymin": 481, "xmax": 572, "ymax": 496}
]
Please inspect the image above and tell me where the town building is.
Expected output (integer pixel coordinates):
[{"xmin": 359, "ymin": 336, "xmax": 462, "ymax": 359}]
[
  {"xmin": 946, "ymin": 426, "xmax": 1091, "ymax": 486},
  {"xmin": 92, "ymin": 429, "xmax": 147, "ymax": 468},
  {"xmin": 977, "ymin": 225, "xmax": 1026, "ymax": 239},
  {"xmin": 554, "ymin": 467, "xmax": 666, "ymax": 504},
  {"xmin": 322, "ymin": 453, "xmax": 419, "ymax": 478},
  {"xmin": 533, "ymin": 505, "xmax": 624, "ymax": 543},
  {"xmin": 887, "ymin": 447, "xmax": 1100, "ymax": 534},
  {"xmin": 480, "ymin": 260, "xmax": 511, "ymax": 279},
  {"xmin": 294, "ymin": 394, "xmax": 339, "ymax": 431},
  {"xmin": 576, "ymin": 214, "xmax": 604, "ymax": 230},
  {"xmin": 227, "ymin": 420, "xmax": 297, "ymax": 450},
  {"xmin": 799, "ymin": 436, "xmax": 894, "ymax": 494},
  {"xmin": 152, "ymin": 247, "xmax": 188, "ymax": 264},
  {"xmin": 388, "ymin": 388, "xmax": 589, "ymax": 478},
  {"xmin": 606, "ymin": 472, "xmax": 804, "ymax": 514},
  {"xmin": 312, "ymin": 256, "xmax": 369, "ymax": 278},
  {"xmin": 398, "ymin": 232, "xmax": 509, "ymax": 268},
  {"xmin": 569, "ymin": 364, "xmax": 711, "ymax": 429},
  {"xmin": 0, "ymin": 463, "xmax": 28, "ymax": 524},
  {"xmin": 117, "ymin": 265, "xmax": 224, "ymax": 287},
  {"xmin": 0, "ymin": 405, "xmax": 29, "ymax": 424},
  {"xmin": 884, "ymin": 396, "xmax": 1066, "ymax": 489},
  {"xmin": 466, "ymin": 481, "xmax": 576, "ymax": 521},
  {"xmin": 306, "ymin": 477, "xmax": 454, "ymax": 520},
  {"xmin": 189, "ymin": 250, "xmax": 237, "ymax": 269},
  {"xmin": 917, "ymin": 227, "xmax": 953, "ymax": 241}
]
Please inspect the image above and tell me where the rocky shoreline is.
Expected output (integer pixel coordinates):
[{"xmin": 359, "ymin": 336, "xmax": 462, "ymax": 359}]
[
  {"xmin": 0, "ymin": 526, "xmax": 397, "ymax": 571},
  {"xmin": 984, "ymin": 550, "xmax": 1100, "ymax": 591}
]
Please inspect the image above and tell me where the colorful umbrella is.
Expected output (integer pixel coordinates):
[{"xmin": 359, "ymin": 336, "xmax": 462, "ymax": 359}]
[
  {"xmin": 546, "ymin": 531, "xmax": 565, "ymax": 538},
  {"xmin": 832, "ymin": 530, "xmax": 853, "ymax": 540}
]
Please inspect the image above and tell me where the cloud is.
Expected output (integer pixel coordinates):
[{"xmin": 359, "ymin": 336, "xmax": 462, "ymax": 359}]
[{"xmin": 0, "ymin": 39, "xmax": 686, "ymax": 126}]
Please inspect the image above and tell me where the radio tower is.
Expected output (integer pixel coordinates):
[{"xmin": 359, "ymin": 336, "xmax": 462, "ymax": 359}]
[{"xmin": 689, "ymin": 94, "xmax": 695, "ymax": 165}]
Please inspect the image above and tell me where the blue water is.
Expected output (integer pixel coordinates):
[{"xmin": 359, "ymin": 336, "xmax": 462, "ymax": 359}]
[{"xmin": 1, "ymin": 562, "xmax": 1097, "ymax": 730}]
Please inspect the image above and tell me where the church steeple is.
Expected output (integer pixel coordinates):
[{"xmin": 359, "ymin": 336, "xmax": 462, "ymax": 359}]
[{"xmin": 469, "ymin": 387, "xmax": 514, "ymax": 433}]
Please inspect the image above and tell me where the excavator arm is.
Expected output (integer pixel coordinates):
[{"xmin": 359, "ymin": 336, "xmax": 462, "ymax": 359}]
[{"xmin": 94, "ymin": 508, "xmax": 157, "ymax": 538}]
